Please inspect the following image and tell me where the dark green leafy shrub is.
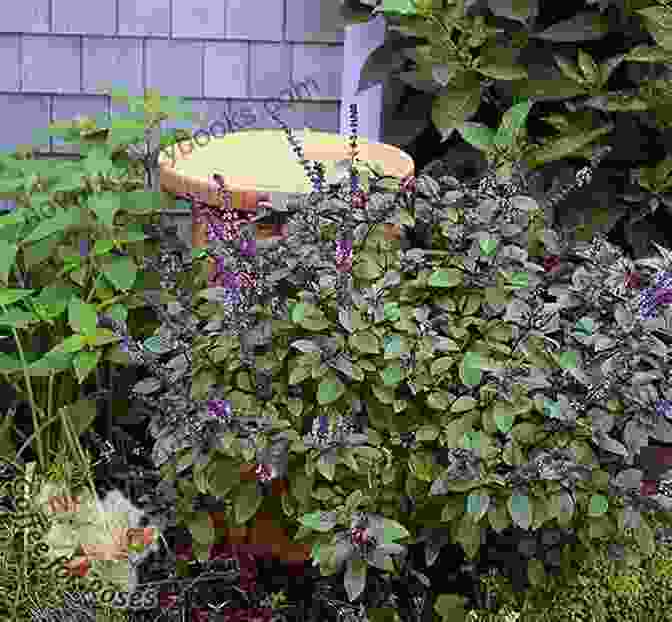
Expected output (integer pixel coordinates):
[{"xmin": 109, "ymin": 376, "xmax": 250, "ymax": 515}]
[{"xmin": 119, "ymin": 101, "xmax": 672, "ymax": 622}]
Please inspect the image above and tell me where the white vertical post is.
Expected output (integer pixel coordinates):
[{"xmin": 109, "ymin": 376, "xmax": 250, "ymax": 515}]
[{"xmin": 339, "ymin": 14, "xmax": 387, "ymax": 143}]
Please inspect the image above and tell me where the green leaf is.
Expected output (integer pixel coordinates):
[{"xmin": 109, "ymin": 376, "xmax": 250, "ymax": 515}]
[
  {"xmin": 102, "ymin": 254, "xmax": 137, "ymax": 292},
  {"xmin": 68, "ymin": 296, "xmax": 98, "ymax": 335},
  {"xmin": 479, "ymin": 237, "xmax": 498, "ymax": 256},
  {"xmin": 93, "ymin": 239, "xmax": 116, "ymax": 256},
  {"xmin": 383, "ymin": 302, "xmax": 401, "ymax": 322},
  {"xmin": 349, "ymin": 332, "xmax": 380, "ymax": 354},
  {"xmin": 316, "ymin": 454, "xmax": 336, "ymax": 481},
  {"xmin": 26, "ymin": 351, "xmax": 75, "ymax": 375},
  {"xmin": 73, "ymin": 350, "xmax": 101, "ymax": 384},
  {"xmin": 0, "ymin": 241, "xmax": 18, "ymax": 284},
  {"xmin": 528, "ymin": 559, "xmax": 547, "ymax": 588},
  {"xmin": 588, "ymin": 493, "xmax": 609, "ymax": 517},
  {"xmin": 465, "ymin": 492, "xmax": 491, "ymax": 523},
  {"xmin": 291, "ymin": 302, "xmax": 307, "ymax": 323},
  {"xmin": 377, "ymin": 517, "xmax": 410, "ymax": 543},
  {"xmin": 451, "ymin": 396, "xmax": 478, "ymax": 414},
  {"xmin": 558, "ymin": 350, "xmax": 578, "ymax": 369},
  {"xmin": 344, "ymin": 557, "xmax": 368, "ymax": 602},
  {"xmin": 0, "ymin": 289, "xmax": 35, "ymax": 307},
  {"xmin": 51, "ymin": 334, "xmax": 88, "ymax": 354},
  {"xmin": 298, "ymin": 510, "xmax": 338, "ymax": 532},
  {"xmin": 495, "ymin": 99, "xmax": 534, "ymax": 149},
  {"xmin": 85, "ymin": 328, "xmax": 122, "ymax": 348},
  {"xmin": 459, "ymin": 351, "xmax": 482, "ymax": 386},
  {"xmin": 381, "ymin": 363, "xmax": 404, "ymax": 387},
  {"xmin": 428, "ymin": 269, "xmax": 462, "ymax": 288},
  {"xmin": 494, "ymin": 413, "xmax": 515, "ymax": 434},
  {"xmin": 59, "ymin": 397, "xmax": 97, "ymax": 439},
  {"xmin": 457, "ymin": 123, "xmax": 496, "ymax": 153},
  {"xmin": 431, "ymin": 72, "xmax": 483, "ymax": 142},
  {"xmin": 525, "ymin": 126, "xmax": 615, "ymax": 169},
  {"xmin": 375, "ymin": 0, "xmax": 418, "ymax": 17},
  {"xmin": 189, "ymin": 511, "xmax": 215, "ymax": 545},
  {"xmin": 317, "ymin": 375, "xmax": 346, "ymax": 405},
  {"xmin": 234, "ymin": 481, "xmax": 263, "ymax": 525},
  {"xmin": 507, "ymin": 493, "xmax": 532, "ymax": 530},
  {"xmin": 21, "ymin": 207, "xmax": 84, "ymax": 244},
  {"xmin": 476, "ymin": 61, "xmax": 528, "ymax": 81},
  {"xmin": 454, "ymin": 513, "xmax": 482, "ymax": 560}
]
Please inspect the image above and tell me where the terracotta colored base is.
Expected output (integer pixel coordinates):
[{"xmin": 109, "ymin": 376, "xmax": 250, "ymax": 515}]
[{"xmin": 207, "ymin": 466, "xmax": 311, "ymax": 564}]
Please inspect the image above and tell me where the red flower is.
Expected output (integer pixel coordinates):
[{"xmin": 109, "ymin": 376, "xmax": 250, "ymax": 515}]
[
  {"xmin": 175, "ymin": 542, "xmax": 193, "ymax": 561},
  {"xmin": 351, "ymin": 189, "xmax": 368, "ymax": 210},
  {"xmin": 400, "ymin": 175, "xmax": 417, "ymax": 194},
  {"xmin": 543, "ymin": 255, "xmax": 561, "ymax": 273},
  {"xmin": 624, "ymin": 271, "xmax": 642, "ymax": 290},
  {"xmin": 640, "ymin": 480, "xmax": 659, "ymax": 496},
  {"xmin": 191, "ymin": 608, "xmax": 210, "ymax": 622}
]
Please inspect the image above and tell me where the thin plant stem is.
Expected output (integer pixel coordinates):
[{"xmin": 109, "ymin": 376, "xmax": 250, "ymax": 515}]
[{"xmin": 0, "ymin": 306, "xmax": 45, "ymax": 472}]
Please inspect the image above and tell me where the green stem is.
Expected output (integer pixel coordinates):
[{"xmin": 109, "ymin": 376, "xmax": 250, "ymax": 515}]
[{"xmin": 0, "ymin": 311, "xmax": 45, "ymax": 472}]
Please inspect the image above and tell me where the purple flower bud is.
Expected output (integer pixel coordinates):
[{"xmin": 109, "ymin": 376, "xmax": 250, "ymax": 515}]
[
  {"xmin": 79, "ymin": 239, "xmax": 89, "ymax": 258},
  {"xmin": 207, "ymin": 399, "xmax": 232, "ymax": 422},
  {"xmin": 240, "ymin": 237, "xmax": 257, "ymax": 258}
]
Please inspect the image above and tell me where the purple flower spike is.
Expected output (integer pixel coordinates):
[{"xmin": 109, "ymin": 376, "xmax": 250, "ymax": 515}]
[
  {"xmin": 335, "ymin": 238, "xmax": 353, "ymax": 273},
  {"xmin": 240, "ymin": 237, "xmax": 257, "ymax": 258},
  {"xmin": 79, "ymin": 239, "xmax": 89, "ymax": 258},
  {"xmin": 656, "ymin": 399, "xmax": 672, "ymax": 422}
]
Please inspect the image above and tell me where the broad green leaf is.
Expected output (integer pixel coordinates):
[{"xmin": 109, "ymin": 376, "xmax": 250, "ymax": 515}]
[
  {"xmin": 68, "ymin": 296, "xmax": 98, "ymax": 335},
  {"xmin": 577, "ymin": 49, "xmax": 599, "ymax": 83},
  {"xmin": 344, "ymin": 557, "xmax": 367, "ymax": 602},
  {"xmin": 428, "ymin": 268, "xmax": 462, "ymax": 288},
  {"xmin": 377, "ymin": 518, "xmax": 410, "ymax": 543},
  {"xmin": 507, "ymin": 493, "xmax": 532, "ymax": 530},
  {"xmin": 298, "ymin": 510, "xmax": 338, "ymax": 532},
  {"xmin": 0, "ymin": 289, "xmax": 35, "ymax": 307},
  {"xmin": 384, "ymin": 302, "xmax": 400, "ymax": 322},
  {"xmin": 73, "ymin": 350, "xmax": 101, "ymax": 384},
  {"xmin": 451, "ymin": 396, "xmax": 478, "ymax": 414},
  {"xmin": 21, "ymin": 207, "xmax": 84, "ymax": 244},
  {"xmin": 291, "ymin": 302, "xmax": 307, "ymax": 323},
  {"xmin": 528, "ymin": 559, "xmax": 547, "ymax": 587},
  {"xmin": 525, "ymin": 126, "xmax": 615, "ymax": 169},
  {"xmin": 102, "ymin": 254, "xmax": 137, "ymax": 292},
  {"xmin": 465, "ymin": 492, "xmax": 491, "ymax": 523},
  {"xmin": 459, "ymin": 351, "xmax": 482, "ymax": 386},
  {"xmin": 476, "ymin": 61, "xmax": 528, "ymax": 81},
  {"xmin": 487, "ymin": 501, "xmax": 512, "ymax": 533},
  {"xmin": 349, "ymin": 332, "xmax": 380, "ymax": 354},
  {"xmin": 558, "ymin": 350, "xmax": 578, "ymax": 369},
  {"xmin": 588, "ymin": 493, "xmax": 609, "ymax": 517},
  {"xmin": 85, "ymin": 328, "xmax": 122, "ymax": 347},
  {"xmin": 26, "ymin": 351, "xmax": 75, "ymax": 375},
  {"xmin": 51, "ymin": 334, "xmax": 88, "ymax": 354},
  {"xmin": 381, "ymin": 363, "xmax": 404, "ymax": 386},
  {"xmin": 494, "ymin": 412, "xmax": 515, "ymax": 434},
  {"xmin": 93, "ymin": 239, "xmax": 116, "ymax": 256},
  {"xmin": 234, "ymin": 481, "xmax": 263, "ymax": 525},
  {"xmin": 431, "ymin": 73, "xmax": 483, "ymax": 141},
  {"xmin": 316, "ymin": 454, "xmax": 336, "ymax": 481},
  {"xmin": 457, "ymin": 123, "xmax": 496, "ymax": 153},
  {"xmin": 430, "ymin": 356, "xmax": 455, "ymax": 377},
  {"xmin": 454, "ymin": 513, "xmax": 482, "ymax": 560},
  {"xmin": 479, "ymin": 237, "xmax": 498, "ymax": 256},
  {"xmin": 495, "ymin": 99, "xmax": 534, "ymax": 149},
  {"xmin": 317, "ymin": 375, "xmax": 346, "ymax": 405},
  {"xmin": 59, "ymin": 397, "xmax": 97, "ymax": 439},
  {"xmin": 189, "ymin": 511, "xmax": 215, "ymax": 545}
]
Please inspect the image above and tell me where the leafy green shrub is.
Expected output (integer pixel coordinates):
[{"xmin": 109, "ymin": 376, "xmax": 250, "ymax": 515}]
[{"xmin": 117, "ymin": 98, "xmax": 672, "ymax": 622}]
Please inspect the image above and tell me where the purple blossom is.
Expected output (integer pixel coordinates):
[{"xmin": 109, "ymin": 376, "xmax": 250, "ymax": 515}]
[
  {"xmin": 656, "ymin": 399, "xmax": 672, "ymax": 422},
  {"xmin": 335, "ymin": 238, "xmax": 353, "ymax": 273},
  {"xmin": 207, "ymin": 398, "xmax": 232, "ymax": 422},
  {"xmin": 239, "ymin": 237, "xmax": 257, "ymax": 258},
  {"xmin": 638, "ymin": 271, "xmax": 672, "ymax": 320},
  {"xmin": 79, "ymin": 239, "xmax": 89, "ymax": 258}
]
